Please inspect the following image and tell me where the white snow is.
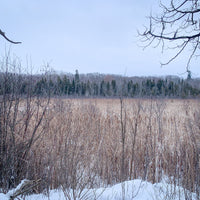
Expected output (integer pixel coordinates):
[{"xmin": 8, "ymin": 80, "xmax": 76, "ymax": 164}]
[
  {"xmin": 0, "ymin": 179, "xmax": 197, "ymax": 200},
  {"xmin": 6, "ymin": 179, "xmax": 30, "ymax": 198},
  {"xmin": 0, "ymin": 193, "xmax": 8, "ymax": 200}
]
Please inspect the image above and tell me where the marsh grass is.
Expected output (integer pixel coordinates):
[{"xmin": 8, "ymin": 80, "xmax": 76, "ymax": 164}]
[{"xmin": 11, "ymin": 98, "xmax": 200, "ymax": 198}]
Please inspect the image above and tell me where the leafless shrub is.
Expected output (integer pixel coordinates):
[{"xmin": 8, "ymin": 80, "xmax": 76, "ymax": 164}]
[{"xmin": 0, "ymin": 54, "xmax": 51, "ymax": 191}]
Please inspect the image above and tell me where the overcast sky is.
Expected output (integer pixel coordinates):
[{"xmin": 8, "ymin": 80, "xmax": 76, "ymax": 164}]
[{"xmin": 0, "ymin": 0, "xmax": 199, "ymax": 77}]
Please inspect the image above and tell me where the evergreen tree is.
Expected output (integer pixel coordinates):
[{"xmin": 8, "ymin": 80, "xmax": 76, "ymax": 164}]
[
  {"xmin": 100, "ymin": 80, "xmax": 106, "ymax": 96},
  {"xmin": 81, "ymin": 82, "xmax": 86, "ymax": 96},
  {"xmin": 63, "ymin": 75, "xmax": 70, "ymax": 95},
  {"xmin": 56, "ymin": 76, "xmax": 64, "ymax": 95},
  {"xmin": 34, "ymin": 77, "xmax": 48, "ymax": 95},
  {"xmin": 93, "ymin": 82, "xmax": 99, "ymax": 96},
  {"xmin": 75, "ymin": 69, "xmax": 80, "ymax": 83},
  {"xmin": 106, "ymin": 82, "xmax": 111, "ymax": 96},
  {"xmin": 157, "ymin": 79, "xmax": 164, "ymax": 96},
  {"xmin": 86, "ymin": 80, "xmax": 91, "ymax": 96},
  {"xmin": 48, "ymin": 79, "xmax": 55, "ymax": 95},
  {"xmin": 71, "ymin": 79, "xmax": 75, "ymax": 95},
  {"xmin": 74, "ymin": 70, "xmax": 80, "ymax": 95},
  {"xmin": 111, "ymin": 80, "xmax": 117, "ymax": 96}
]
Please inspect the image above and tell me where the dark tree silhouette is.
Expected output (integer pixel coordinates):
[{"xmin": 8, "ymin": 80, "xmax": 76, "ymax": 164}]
[
  {"xmin": 141, "ymin": 0, "xmax": 200, "ymax": 70},
  {"xmin": 0, "ymin": 29, "xmax": 21, "ymax": 44}
]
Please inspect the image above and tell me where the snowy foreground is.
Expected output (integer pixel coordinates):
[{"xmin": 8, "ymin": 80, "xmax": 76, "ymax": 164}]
[{"xmin": 0, "ymin": 179, "xmax": 197, "ymax": 200}]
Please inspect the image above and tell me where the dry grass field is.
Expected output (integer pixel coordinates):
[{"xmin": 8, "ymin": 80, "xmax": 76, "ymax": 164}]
[
  {"xmin": 20, "ymin": 98, "xmax": 198, "ymax": 194},
  {"xmin": 4, "ymin": 97, "xmax": 199, "ymax": 196}
]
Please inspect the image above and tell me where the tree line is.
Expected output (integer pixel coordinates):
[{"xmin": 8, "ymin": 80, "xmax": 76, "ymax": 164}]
[{"xmin": 1, "ymin": 70, "xmax": 200, "ymax": 98}]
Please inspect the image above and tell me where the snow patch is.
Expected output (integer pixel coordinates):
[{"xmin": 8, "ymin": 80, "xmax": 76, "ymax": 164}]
[{"xmin": 0, "ymin": 179, "xmax": 197, "ymax": 200}]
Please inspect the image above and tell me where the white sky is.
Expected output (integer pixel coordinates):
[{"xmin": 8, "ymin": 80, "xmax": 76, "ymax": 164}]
[{"xmin": 0, "ymin": 0, "xmax": 199, "ymax": 77}]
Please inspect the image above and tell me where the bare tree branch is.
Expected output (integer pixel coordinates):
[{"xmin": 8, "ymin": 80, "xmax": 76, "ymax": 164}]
[
  {"xmin": 140, "ymin": 0, "xmax": 200, "ymax": 70},
  {"xmin": 0, "ymin": 29, "xmax": 21, "ymax": 44}
]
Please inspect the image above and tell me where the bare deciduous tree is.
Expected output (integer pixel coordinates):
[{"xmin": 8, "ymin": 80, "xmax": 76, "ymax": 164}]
[{"xmin": 141, "ymin": 0, "xmax": 200, "ymax": 71}]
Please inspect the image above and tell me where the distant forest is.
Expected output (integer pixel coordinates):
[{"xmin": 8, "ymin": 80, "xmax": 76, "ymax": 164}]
[{"xmin": 1, "ymin": 70, "xmax": 200, "ymax": 98}]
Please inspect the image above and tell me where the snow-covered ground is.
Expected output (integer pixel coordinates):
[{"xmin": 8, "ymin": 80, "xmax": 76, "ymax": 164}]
[{"xmin": 0, "ymin": 179, "xmax": 197, "ymax": 200}]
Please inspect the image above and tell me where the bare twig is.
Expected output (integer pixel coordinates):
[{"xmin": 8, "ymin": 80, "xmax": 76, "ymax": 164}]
[
  {"xmin": 9, "ymin": 179, "xmax": 41, "ymax": 200},
  {"xmin": 140, "ymin": 0, "xmax": 200, "ymax": 70},
  {"xmin": 0, "ymin": 29, "xmax": 21, "ymax": 44}
]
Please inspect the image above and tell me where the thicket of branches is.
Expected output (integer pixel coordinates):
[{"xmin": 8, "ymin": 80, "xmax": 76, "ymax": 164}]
[{"xmin": 0, "ymin": 56, "xmax": 51, "ymax": 191}]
